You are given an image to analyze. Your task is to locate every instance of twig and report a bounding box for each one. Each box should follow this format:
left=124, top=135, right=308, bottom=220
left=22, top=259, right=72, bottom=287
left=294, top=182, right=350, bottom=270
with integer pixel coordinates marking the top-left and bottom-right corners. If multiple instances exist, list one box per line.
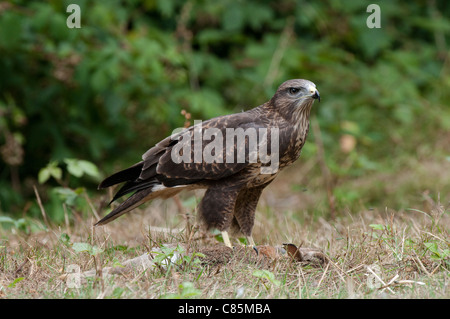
left=91, top=224, right=104, bottom=291
left=27, top=257, right=35, bottom=278
left=173, top=194, right=192, bottom=240
left=33, top=185, right=50, bottom=228
left=366, top=266, right=395, bottom=294
left=63, top=203, right=71, bottom=234
left=379, top=277, right=426, bottom=291
left=346, top=264, right=365, bottom=274
left=315, top=261, right=330, bottom=293
left=413, top=252, right=431, bottom=277
left=421, top=231, right=448, bottom=244
left=430, top=263, right=441, bottom=276
left=298, top=266, right=310, bottom=298
left=14, top=258, right=29, bottom=276
left=380, top=274, right=399, bottom=293
left=84, top=192, right=101, bottom=220
left=327, top=259, right=348, bottom=284
left=185, top=224, right=198, bottom=257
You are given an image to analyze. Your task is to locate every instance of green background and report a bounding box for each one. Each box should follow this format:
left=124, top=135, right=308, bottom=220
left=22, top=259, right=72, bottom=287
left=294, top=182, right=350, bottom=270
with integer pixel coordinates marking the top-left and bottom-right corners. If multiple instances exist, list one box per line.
left=0, top=0, right=449, bottom=223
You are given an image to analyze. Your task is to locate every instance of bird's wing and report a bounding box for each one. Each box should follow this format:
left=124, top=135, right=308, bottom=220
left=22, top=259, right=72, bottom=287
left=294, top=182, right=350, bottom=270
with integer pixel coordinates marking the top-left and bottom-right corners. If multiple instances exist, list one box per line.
left=95, top=110, right=268, bottom=226
left=143, top=110, right=268, bottom=185
left=97, top=110, right=269, bottom=198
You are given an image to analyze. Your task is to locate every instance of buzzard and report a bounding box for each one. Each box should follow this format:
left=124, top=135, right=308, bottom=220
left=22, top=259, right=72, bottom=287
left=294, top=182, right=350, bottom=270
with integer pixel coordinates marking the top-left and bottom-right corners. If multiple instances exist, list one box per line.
left=96, top=79, right=320, bottom=248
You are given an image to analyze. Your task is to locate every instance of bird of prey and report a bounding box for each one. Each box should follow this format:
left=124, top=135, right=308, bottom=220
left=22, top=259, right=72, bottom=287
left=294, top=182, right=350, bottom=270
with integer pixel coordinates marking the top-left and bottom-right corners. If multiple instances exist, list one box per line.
left=96, top=79, right=320, bottom=248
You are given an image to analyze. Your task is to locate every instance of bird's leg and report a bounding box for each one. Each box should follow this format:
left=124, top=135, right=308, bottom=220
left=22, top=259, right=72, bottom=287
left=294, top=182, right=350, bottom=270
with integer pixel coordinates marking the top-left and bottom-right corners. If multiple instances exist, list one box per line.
left=246, top=236, right=256, bottom=247
left=221, top=231, right=233, bottom=248
left=246, top=236, right=258, bottom=255
left=233, top=185, right=265, bottom=252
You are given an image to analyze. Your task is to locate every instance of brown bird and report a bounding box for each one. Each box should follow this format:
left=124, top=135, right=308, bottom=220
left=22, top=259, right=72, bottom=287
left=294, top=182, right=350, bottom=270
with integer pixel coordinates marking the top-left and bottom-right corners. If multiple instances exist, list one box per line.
left=96, top=79, right=320, bottom=248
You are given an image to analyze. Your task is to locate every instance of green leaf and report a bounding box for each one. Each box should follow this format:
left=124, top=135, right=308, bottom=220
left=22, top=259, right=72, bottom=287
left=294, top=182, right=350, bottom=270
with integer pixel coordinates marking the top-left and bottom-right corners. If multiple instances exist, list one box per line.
left=72, top=242, right=103, bottom=256
left=8, top=277, right=24, bottom=288
left=64, top=158, right=100, bottom=178
left=111, top=287, right=125, bottom=298
left=424, top=242, right=439, bottom=254
left=49, top=166, right=62, bottom=180
left=77, top=160, right=100, bottom=178
left=252, top=269, right=281, bottom=286
left=64, top=159, right=84, bottom=177
left=38, top=161, right=62, bottom=183
left=0, top=216, right=16, bottom=224
left=38, top=168, right=50, bottom=184
left=112, top=259, right=125, bottom=268
left=223, top=4, right=244, bottom=31
left=369, top=224, right=385, bottom=230
left=53, top=187, right=79, bottom=206
left=178, top=281, right=201, bottom=298
left=0, top=216, right=29, bottom=231
left=59, top=233, right=71, bottom=246
left=72, top=242, right=92, bottom=253
left=90, top=245, right=103, bottom=256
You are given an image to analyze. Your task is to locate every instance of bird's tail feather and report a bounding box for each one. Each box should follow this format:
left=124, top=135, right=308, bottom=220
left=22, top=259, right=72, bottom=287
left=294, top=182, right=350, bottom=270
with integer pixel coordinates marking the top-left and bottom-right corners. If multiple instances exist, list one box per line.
left=98, top=162, right=144, bottom=189
left=109, top=179, right=158, bottom=204
left=95, top=187, right=154, bottom=226
left=95, top=183, right=188, bottom=226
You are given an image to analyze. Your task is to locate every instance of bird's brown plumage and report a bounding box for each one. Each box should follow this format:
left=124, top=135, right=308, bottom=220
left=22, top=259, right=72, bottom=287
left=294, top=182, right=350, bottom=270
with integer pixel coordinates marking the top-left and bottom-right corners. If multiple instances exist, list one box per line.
left=96, top=79, right=320, bottom=245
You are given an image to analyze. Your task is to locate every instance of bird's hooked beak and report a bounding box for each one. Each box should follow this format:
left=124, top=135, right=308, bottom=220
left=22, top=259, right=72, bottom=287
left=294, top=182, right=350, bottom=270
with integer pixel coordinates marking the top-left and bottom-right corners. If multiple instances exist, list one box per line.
left=309, top=87, right=320, bottom=102
left=312, top=90, right=320, bottom=102
left=306, top=83, right=320, bottom=102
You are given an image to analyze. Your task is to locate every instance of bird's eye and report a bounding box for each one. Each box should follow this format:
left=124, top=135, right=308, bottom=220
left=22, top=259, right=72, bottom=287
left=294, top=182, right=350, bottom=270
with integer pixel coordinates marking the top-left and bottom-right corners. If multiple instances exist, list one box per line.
left=289, top=87, right=300, bottom=95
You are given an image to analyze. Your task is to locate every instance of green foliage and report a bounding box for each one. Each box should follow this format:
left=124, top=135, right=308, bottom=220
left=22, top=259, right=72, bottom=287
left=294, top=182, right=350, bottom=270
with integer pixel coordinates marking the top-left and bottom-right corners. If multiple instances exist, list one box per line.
left=39, top=159, right=100, bottom=184
left=63, top=159, right=100, bottom=179
left=252, top=269, right=281, bottom=289
left=59, top=232, right=71, bottom=246
left=0, top=215, right=44, bottom=234
left=369, top=223, right=386, bottom=231
left=0, top=1, right=449, bottom=218
left=424, top=242, right=450, bottom=263
left=152, top=244, right=205, bottom=272
left=38, top=161, right=62, bottom=184
left=161, top=281, right=202, bottom=299
left=72, top=242, right=104, bottom=256
left=33, top=158, right=102, bottom=224
left=151, top=244, right=185, bottom=265
left=8, top=277, right=25, bottom=288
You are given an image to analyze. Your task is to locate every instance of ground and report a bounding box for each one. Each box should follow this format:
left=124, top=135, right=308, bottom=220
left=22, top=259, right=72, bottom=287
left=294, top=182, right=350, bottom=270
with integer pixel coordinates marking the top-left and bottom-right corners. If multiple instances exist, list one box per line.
left=0, top=156, right=449, bottom=299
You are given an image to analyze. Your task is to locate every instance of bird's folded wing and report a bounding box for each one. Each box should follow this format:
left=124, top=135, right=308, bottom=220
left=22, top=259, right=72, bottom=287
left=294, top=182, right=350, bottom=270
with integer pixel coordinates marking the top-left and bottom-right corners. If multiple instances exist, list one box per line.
left=141, top=111, right=269, bottom=185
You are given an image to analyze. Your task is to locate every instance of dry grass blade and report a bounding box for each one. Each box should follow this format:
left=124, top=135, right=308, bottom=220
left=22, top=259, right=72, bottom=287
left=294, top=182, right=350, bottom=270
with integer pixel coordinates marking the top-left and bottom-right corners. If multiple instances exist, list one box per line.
left=84, top=192, right=101, bottom=220
left=314, top=261, right=330, bottom=295
left=366, top=266, right=395, bottom=295
left=33, top=185, right=50, bottom=228
left=1, top=177, right=448, bottom=299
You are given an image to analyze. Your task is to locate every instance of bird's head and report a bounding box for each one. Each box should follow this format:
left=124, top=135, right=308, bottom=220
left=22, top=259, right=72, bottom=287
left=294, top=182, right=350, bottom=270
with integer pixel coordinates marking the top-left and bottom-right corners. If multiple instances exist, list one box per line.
left=270, top=79, right=320, bottom=117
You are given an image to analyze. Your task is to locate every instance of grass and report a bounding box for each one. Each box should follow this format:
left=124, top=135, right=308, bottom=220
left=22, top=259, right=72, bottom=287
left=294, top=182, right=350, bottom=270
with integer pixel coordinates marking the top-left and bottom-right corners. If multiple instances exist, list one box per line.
left=0, top=156, right=449, bottom=299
